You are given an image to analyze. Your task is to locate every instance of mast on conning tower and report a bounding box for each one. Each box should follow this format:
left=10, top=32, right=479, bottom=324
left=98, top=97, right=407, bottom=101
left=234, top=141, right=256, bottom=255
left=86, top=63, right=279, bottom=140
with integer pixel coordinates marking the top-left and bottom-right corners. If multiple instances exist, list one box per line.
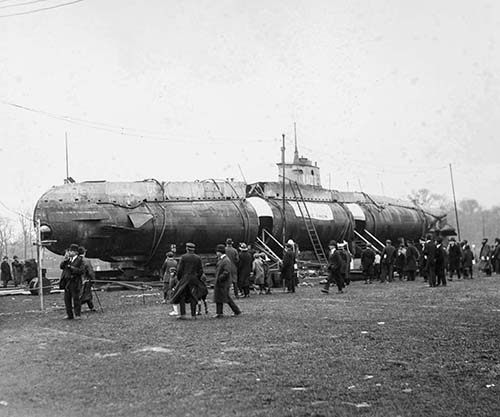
left=276, top=124, right=322, bottom=187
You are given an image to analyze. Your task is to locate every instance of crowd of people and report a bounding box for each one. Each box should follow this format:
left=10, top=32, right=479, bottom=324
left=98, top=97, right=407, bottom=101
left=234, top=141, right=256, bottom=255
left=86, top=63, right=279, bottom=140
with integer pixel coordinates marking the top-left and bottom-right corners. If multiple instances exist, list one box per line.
left=354, top=235, right=500, bottom=288
left=7, top=232, right=498, bottom=321
left=159, top=238, right=298, bottom=320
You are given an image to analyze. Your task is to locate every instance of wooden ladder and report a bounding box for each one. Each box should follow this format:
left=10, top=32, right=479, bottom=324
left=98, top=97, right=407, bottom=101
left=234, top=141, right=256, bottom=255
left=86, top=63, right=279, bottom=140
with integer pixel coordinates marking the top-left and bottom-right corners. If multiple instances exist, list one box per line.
left=289, top=180, right=328, bottom=267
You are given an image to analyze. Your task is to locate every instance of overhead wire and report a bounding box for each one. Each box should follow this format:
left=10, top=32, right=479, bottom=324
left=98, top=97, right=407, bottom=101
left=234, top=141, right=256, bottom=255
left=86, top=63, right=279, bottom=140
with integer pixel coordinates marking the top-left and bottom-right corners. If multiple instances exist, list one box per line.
left=1, top=99, right=277, bottom=145
left=0, top=200, right=34, bottom=222
left=0, top=0, right=51, bottom=10
left=0, top=0, right=83, bottom=18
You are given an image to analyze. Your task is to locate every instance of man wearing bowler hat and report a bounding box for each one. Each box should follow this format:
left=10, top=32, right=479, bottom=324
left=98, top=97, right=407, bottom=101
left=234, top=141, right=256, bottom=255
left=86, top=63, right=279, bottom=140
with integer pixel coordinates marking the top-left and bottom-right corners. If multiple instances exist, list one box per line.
left=170, top=242, right=204, bottom=319
left=60, top=243, right=84, bottom=320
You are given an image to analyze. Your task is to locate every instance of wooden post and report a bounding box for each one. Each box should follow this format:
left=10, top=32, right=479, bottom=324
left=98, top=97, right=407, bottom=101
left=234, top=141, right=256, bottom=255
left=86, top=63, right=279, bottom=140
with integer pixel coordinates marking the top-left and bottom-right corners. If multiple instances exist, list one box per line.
left=36, top=219, right=44, bottom=311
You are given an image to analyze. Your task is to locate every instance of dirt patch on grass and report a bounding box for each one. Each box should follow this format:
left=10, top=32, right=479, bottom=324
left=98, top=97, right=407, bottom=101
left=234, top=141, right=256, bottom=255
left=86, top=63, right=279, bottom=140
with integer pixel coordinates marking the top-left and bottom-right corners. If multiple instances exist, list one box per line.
left=1, top=277, right=499, bottom=416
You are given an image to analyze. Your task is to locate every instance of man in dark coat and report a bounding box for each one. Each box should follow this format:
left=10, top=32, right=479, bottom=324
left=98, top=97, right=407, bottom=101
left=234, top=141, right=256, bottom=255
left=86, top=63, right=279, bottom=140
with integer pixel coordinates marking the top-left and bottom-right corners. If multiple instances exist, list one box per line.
left=237, top=243, right=252, bottom=298
left=380, top=240, right=396, bottom=283
left=170, top=242, right=204, bottom=319
left=479, top=238, right=492, bottom=276
left=492, top=238, right=500, bottom=275
left=225, top=238, right=240, bottom=298
left=435, top=238, right=447, bottom=286
left=405, top=240, right=419, bottom=281
left=1, top=256, right=12, bottom=288
left=60, top=244, right=84, bottom=320
left=11, top=256, right=24, bottom=287
left=321, top=240, right=346, bottom=294
left=280, top=243, right=296, bottom=293
left=361, top=243, right=376, bottom=284
left=213, top=244, right=241, bottom=318
left=447, top=238, right=462, bottom=280
left=423, top=235, right=437, bottom=287
left=462, top=244, right=474, bottom=279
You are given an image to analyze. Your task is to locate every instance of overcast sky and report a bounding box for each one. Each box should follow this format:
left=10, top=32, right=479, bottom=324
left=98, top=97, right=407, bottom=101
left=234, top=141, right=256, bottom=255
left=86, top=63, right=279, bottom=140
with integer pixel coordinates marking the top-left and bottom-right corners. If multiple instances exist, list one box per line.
left=1, top=0, right=499, bottom=225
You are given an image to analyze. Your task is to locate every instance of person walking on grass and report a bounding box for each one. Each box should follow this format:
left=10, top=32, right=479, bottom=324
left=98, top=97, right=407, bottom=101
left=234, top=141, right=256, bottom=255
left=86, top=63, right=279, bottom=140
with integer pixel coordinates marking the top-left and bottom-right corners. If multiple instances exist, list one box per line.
left=321, top=240, right=346, bottom=294
left=213, top=244, right=241, bottom=318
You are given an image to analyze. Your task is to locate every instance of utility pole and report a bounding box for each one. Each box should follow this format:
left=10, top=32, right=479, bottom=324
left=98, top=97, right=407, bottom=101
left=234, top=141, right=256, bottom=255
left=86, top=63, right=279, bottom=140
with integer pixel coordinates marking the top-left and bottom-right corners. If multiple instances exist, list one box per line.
left=449, top=163, right=461, bottom=241
left=281, top=133, right=286, bottom=246
left=65, top=132, right=69, bottom=180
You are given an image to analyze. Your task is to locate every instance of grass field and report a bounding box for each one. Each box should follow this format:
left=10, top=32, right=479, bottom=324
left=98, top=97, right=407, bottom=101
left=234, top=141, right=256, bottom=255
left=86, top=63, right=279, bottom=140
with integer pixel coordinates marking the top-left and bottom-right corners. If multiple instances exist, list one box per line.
left=1, top=275, right=499, bottom=417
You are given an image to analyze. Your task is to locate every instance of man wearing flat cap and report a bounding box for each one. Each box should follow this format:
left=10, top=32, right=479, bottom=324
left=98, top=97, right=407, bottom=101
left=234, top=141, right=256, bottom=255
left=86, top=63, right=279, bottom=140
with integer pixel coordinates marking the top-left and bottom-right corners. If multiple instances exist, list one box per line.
left=170, top=242, right=204, bottom=319
left=213, top=244, right=241, bottom=318
left=59, top=243, right=84, bottom=320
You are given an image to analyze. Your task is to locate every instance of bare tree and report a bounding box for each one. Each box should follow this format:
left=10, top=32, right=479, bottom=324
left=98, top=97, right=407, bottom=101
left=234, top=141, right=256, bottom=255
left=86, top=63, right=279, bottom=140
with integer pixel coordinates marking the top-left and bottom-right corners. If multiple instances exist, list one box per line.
left=0, top=216, right=15, bottom=258
left=408, top=188, right=452, bottom=213
left=18, top=211, right=35, bottom=259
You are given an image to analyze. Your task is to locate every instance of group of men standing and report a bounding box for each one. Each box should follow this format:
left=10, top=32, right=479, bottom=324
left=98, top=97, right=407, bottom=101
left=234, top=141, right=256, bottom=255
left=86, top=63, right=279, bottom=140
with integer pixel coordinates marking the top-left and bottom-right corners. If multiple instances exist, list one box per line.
left=1, top=255, right=26, bottom=288
left=357, top=234, right=487, bottom=287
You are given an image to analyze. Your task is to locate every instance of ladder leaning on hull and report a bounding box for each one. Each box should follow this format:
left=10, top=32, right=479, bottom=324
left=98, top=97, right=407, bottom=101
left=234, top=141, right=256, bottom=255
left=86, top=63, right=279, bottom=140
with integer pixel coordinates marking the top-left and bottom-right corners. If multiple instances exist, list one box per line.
left=288, top=180, right=328, bottom=268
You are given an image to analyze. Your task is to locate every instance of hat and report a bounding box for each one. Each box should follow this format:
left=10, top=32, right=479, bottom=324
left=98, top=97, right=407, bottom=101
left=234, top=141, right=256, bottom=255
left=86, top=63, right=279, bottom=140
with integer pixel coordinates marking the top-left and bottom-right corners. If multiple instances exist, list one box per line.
left=328, top=240, right=337, bottom=247
left=166, top=251, right=174, bottom=257
left=482, top=238, right=488, bottom=242
left=449, top=237, right=456, bottom=242
left=285, top=243, right=293, bottom=249
left=239, top=243, right=248, bottom=251
left=68, top=244, right=79, bottom=253
left=186, top=242, right=196, bottom=250
left=386, top=239, right=392, bottom=244
left=216, top=244, right=226, bottom=253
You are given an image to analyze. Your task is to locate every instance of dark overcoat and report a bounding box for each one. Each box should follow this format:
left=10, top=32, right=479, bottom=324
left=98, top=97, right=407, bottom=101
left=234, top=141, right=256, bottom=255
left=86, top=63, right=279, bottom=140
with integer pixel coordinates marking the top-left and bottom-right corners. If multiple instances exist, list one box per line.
left=479, top=243, right=491, bottom=271
left=170, top=252, right=203, bottom=304
left=213, top=255, right=233, bottom=303
left=381, top=244, right=396, bottom=265
left=225, top=246, right=239, bottom=283
left=237, top=251, right=252, bottom=289
left=405, top=244, right=419, bottom=272
left=423, top=241, right=437, bottom=268
left=361, top=247, right=375, bottom=270
left=280, top=250, right=295, bottom=281
left=1, top=261, right=12, bottom=283
left=448, top=244, right=462, bottom=270
left=59, top=256, right=84, bottom=291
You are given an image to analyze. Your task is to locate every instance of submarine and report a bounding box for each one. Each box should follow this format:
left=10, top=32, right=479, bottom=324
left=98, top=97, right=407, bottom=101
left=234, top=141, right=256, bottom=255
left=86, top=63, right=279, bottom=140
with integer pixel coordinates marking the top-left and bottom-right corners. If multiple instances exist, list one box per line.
left=33, top=147, right=452, bottom=273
